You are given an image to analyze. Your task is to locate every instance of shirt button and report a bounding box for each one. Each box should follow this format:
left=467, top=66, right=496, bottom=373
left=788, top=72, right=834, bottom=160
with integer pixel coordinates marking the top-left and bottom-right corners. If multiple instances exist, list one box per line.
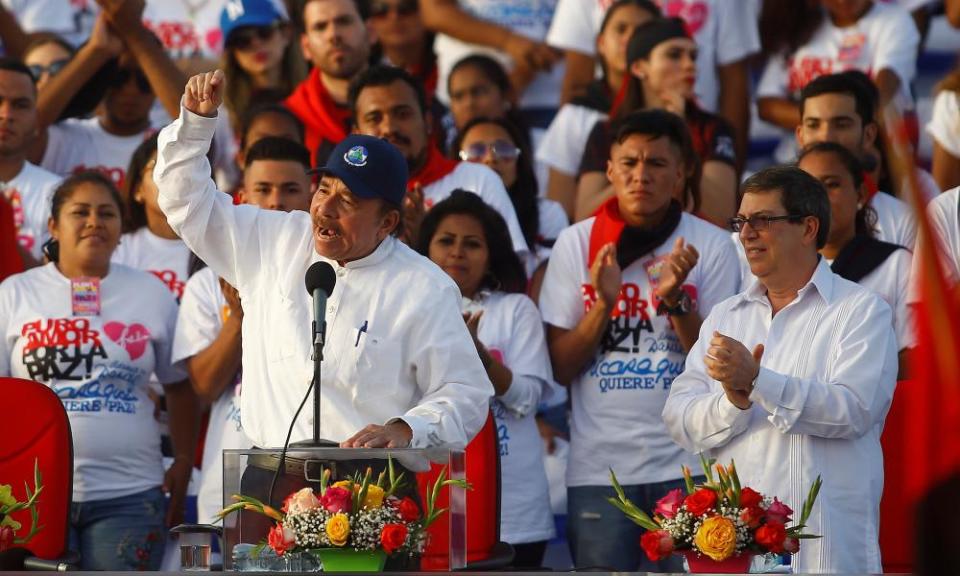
left=336, top=268, right=346, bottom=277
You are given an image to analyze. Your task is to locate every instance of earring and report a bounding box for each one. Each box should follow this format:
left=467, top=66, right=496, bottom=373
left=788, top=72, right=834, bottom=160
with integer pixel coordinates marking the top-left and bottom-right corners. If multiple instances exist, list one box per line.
left=857, top=203, right=863, bottom=210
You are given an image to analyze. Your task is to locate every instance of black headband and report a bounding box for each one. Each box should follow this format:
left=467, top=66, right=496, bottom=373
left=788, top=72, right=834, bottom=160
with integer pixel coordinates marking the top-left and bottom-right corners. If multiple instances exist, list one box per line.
left=626, top=17, right=690, bottom=64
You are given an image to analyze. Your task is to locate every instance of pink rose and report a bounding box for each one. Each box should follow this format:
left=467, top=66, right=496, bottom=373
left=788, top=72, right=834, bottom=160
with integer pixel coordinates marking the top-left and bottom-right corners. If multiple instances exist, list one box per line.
left=784, top=537, right=800, bottom=554
left=321, top=486, right=353, bottom=514
left=267, top=523, right=296, bottom=555
left=655, top=488, right=685, bottom=519
left=283, top=487, right=320, bottom=515
left=766, top=498, right=794, bottom=524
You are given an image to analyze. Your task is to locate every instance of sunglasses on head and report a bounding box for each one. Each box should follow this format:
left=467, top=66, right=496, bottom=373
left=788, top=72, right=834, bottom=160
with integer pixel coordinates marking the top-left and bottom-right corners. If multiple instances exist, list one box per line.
left=459, top=140, right=521, bottom=162
left=110, top=68, right=151, bottom=93
left=28, top=59, right=69, bottom=80
left=227, top=22, right=281, bottom=50
left=370, top=0, right=419, bottom=18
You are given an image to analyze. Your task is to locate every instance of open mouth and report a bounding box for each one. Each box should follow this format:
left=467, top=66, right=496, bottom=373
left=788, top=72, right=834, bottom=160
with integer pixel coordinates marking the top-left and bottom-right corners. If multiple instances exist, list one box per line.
left=316, top=226, right=341, bottom=242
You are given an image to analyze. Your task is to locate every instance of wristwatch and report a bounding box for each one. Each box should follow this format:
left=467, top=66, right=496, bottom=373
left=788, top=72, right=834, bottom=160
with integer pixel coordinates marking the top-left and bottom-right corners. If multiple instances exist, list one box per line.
left=659, top=291, right=692, bottom=316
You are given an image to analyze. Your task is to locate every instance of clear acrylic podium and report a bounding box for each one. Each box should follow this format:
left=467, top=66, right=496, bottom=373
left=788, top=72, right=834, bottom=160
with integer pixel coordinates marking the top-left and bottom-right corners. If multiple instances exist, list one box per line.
left=222, top=447, right=466, bottom=571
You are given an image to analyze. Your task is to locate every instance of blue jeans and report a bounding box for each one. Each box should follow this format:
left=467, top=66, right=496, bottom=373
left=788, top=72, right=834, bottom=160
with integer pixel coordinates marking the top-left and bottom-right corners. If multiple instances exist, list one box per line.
left=69, top=487, right=166, bottom=571
left=568, top=479, right=688, bottom=572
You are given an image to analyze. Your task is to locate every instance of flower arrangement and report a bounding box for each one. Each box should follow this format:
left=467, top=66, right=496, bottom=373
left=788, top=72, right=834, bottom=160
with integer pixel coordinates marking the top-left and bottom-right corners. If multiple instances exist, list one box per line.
left=608, top=455, right=821, bottom=565
left=0, top=461, right=43, bottom=552
left=217, top=457, right=468, bottom=559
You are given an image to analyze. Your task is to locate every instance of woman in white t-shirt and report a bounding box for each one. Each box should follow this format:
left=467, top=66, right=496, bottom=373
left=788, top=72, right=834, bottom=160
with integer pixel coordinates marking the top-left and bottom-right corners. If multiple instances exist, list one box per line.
left=454, top=116, right=569, bottom=288
left=113, top=134, right=192, bottom=302
left=417, top=190, right=557, bottom=568
left=797, top=141, right=913, bottom=376
left=0, top=172, right=192, bottom=570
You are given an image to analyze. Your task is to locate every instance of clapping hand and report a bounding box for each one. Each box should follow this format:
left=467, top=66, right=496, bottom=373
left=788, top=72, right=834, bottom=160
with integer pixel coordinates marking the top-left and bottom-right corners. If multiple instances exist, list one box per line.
left=590, top=242, right=622, bottom=308
left=704, top=331, right=764, bottom=410
left=656, top=237, right=698, bottom=305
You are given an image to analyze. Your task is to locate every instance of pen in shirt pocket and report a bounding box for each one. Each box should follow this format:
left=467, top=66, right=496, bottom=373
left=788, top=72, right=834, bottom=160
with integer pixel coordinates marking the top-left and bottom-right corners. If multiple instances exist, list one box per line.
left=355, top=320, right=368, bottom=347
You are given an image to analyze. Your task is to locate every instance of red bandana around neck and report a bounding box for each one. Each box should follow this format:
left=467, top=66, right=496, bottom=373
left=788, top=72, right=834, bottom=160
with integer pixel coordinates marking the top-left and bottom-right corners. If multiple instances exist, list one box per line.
left=408, top=145, right=458, bottom=191
left=588, top=196, right=627, bottom=268
left=285, top=69, right=350, bottom=158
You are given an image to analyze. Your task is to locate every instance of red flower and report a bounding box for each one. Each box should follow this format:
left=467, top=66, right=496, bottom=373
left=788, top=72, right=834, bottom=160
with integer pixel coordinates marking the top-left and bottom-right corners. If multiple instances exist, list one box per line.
left=739, top=505, right=765, bottom=529
left=784, top=537, right=800, bottom=554
left=267, top=523, right=296, bottom=556
left=396, top=497, right=420, bottom=522
left=766, top=498, right=793, bottom=524
left=755, top=520, right=787, bottom=553
left=639, top=529, right=675, bottom=561
left=739, top=487, right=763, bottom=509
left=684, top=488, right=717, bottom=516
left=654, top=488, right=685, bottom=519
left=320, top=486, right=353, bottom=514
left=380, top=523, right=408, bottom=555
left=0, top=525, right=13, bottom=552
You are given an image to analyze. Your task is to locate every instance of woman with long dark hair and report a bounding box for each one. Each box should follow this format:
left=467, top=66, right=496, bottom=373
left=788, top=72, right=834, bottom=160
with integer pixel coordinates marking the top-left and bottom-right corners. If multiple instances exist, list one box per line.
left=417, top=190, right=557, bottom=568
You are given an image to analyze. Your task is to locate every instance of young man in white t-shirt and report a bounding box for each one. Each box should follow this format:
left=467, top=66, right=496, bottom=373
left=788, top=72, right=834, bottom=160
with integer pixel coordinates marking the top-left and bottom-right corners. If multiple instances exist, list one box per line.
left=795, top=72, right=917, bottom=248
left=173, top=135, right=315, bottom=525
left=349, top=64, right=530, bottom=257
left=538, top=109, right=739, bottom=571
left=0, top=59, right=62, bottom=268
left=28, top=3, right=185, bottom=189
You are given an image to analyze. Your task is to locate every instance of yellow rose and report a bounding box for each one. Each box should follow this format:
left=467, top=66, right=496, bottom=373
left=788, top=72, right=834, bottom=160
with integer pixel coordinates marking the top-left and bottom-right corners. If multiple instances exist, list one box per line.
left=333, top=480, right=354, bottom=491
left=325, top=513, right=351, bottom=547
left=693, top=516, right=737, bottom=561
left=362, top=485, right=385, bottom=509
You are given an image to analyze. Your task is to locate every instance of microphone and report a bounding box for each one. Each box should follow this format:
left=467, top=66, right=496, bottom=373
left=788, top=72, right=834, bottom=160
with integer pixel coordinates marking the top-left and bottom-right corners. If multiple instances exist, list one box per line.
left=304, top=261, right=337, bottom=361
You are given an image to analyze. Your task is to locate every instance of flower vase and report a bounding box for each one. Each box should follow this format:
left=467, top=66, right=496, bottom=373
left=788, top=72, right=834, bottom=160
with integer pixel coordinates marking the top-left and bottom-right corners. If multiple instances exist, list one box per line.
left=311, top=548, right=387, bottom=572
left=680, top=550, right=753, bottom=574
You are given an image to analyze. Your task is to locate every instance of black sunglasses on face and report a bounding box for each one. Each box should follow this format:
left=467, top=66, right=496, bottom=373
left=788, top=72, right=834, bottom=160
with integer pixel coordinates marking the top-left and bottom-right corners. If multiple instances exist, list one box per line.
left=28, top=59, right=69, bottom=80
left=370, top=0, right=419, bottom=18
left=729, top=214, right=805, bottom=232
left=227, top=22, right=281, bottom=50
left=110, top=68, right=152, bottom=93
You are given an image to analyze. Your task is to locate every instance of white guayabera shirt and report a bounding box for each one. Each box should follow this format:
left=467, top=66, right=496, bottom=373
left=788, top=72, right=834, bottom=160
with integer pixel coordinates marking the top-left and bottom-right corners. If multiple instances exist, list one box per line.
left=663, top=259, right=897, bottom=574
left=154, top=107, right=494, bottom=451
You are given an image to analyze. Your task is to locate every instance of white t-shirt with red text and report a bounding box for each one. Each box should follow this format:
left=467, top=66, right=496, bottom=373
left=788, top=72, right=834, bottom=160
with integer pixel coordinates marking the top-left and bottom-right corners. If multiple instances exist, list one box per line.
left=41, top=117, right=153, bottom=191
left=466, top=290, right=557, bottom=544
left=143, top=0, right=226, bottom=61
left=172, top=266, right=250, bottom=524
left=545, top=0, right=760, bottom=113
left=0, top=263, right=184, bottom=502
left=112, top=227, right=192, bottom=302
left=1, top=162, right=62, bottom=261
left=1, top=0, right=97, bottom=46
left=757, top=2, right=919, bottom=105
left=538, top=212, right=740, bottom=486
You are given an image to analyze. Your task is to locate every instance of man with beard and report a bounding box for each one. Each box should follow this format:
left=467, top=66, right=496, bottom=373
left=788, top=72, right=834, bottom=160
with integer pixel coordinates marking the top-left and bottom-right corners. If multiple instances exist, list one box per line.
left=286, top=0, right=377, bottom=164
left=0, top=59, right=62, bottom=268
left=349, top=64, right=528, bottom=254
left=156, top=69, right=493, bottom=455
left=28, top=2, right=184, bottom=189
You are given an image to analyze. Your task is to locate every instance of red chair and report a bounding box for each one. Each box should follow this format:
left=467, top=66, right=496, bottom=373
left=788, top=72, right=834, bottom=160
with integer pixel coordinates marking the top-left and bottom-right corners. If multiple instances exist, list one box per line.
left=0, top=377, right=74, bottom=567
left=417, top=409, right=514, bottom=570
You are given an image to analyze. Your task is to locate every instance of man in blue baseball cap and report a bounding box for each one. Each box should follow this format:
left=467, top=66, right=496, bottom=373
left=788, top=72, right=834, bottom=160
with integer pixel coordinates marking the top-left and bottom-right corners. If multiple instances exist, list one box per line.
left=154, top=69, right=492, bottom=454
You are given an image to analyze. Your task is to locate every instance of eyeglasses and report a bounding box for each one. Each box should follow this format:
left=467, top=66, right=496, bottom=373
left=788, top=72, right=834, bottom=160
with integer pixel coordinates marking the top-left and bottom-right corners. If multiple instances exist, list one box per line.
left=729, top=214, right=805, bottom=232
left=370, top=0, right=419, bottom=18
left=226, top=22, right=282, bottom=50
left=459, top=140, right=521, bottom=162
left=28, top=59, right=69, bottom=80
left=110, top=68, right=151, bottom=93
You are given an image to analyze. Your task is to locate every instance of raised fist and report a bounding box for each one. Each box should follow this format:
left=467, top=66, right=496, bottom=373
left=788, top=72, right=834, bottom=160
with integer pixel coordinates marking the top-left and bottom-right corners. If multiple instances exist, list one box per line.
left=183, top=70, right=224, bottom=118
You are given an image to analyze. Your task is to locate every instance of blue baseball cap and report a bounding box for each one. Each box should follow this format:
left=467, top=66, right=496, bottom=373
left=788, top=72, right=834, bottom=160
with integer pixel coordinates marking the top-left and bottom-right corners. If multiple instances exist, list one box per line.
left=220, top=0, right=285, bottom=45
left=309, top=135, right=408, bottom=207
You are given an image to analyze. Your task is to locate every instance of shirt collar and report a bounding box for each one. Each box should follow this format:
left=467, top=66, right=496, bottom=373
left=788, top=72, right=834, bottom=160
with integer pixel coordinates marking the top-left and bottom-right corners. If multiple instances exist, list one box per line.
left=736, top=256, right=836, bottom=309
left=319, top=235, right=397, bottom=272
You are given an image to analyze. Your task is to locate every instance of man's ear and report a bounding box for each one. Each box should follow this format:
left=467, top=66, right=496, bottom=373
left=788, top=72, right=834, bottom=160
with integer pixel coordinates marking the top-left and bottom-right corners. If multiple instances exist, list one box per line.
left=806, top=215, right=821, bottom=247
left=863, top=121, right=878, bottom=150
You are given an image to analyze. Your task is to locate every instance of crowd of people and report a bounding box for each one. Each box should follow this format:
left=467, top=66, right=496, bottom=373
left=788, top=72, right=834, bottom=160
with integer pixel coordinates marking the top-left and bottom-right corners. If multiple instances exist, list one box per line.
left=0, top=0, right=959, bottom=572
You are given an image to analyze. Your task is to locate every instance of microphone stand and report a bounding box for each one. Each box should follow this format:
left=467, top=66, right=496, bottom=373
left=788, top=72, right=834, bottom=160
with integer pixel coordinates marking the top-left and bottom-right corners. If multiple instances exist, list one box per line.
left=291, top=317, right=337, bottom=448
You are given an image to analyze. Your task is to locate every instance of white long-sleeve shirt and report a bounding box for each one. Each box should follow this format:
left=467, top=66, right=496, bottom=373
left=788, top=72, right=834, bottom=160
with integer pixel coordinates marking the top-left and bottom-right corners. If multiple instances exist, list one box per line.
left=663, top=258, right=897, bottom=574
left=154, top=106, right=493, bottom=450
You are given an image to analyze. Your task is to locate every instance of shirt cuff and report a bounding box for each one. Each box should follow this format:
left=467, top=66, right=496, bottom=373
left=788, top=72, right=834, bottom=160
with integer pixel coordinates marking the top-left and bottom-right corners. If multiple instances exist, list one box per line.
left=178, top=100, right=219, bottom=141
left=716, top=391, right=751, bottom=425
left=749, top=366, right=787, bottom=414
